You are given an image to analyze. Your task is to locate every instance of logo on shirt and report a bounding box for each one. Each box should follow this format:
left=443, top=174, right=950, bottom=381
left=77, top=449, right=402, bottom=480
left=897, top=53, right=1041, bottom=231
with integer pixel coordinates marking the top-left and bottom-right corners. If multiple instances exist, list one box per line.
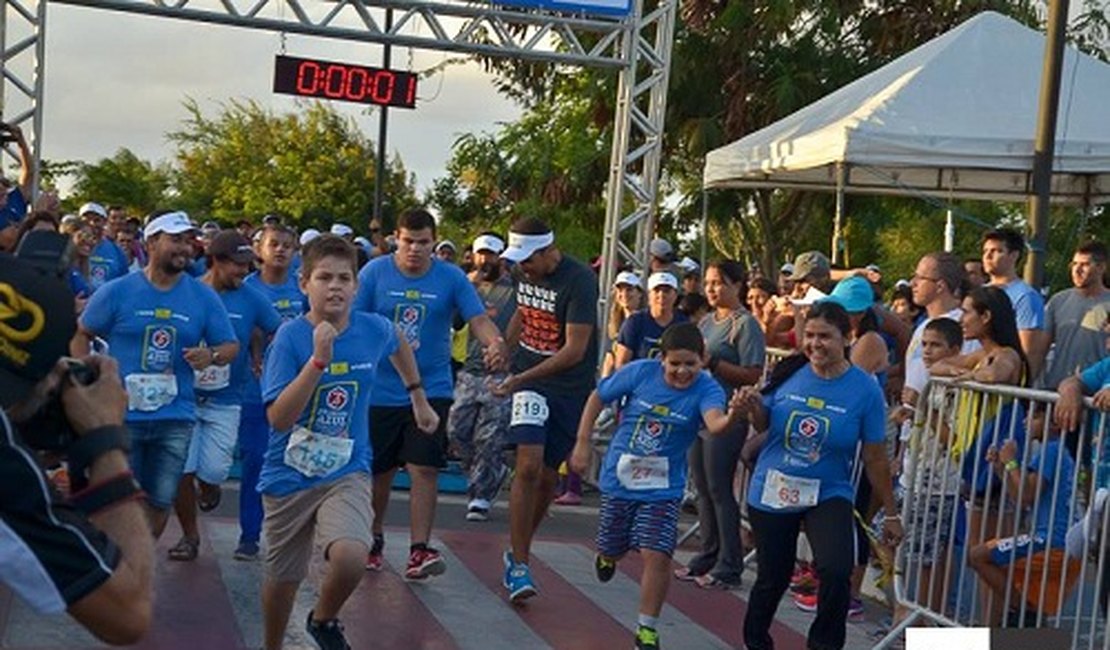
left=142, top=324, right=177, bottom=372
left=784, top=410, right=830, bottom=464
left=393, top=302, right=426, bottom=350
left=631, top=416, right=669, bottom=455
left=90, top=264, right=107, bottom=284
left=310, top=381, right=359, bottom=437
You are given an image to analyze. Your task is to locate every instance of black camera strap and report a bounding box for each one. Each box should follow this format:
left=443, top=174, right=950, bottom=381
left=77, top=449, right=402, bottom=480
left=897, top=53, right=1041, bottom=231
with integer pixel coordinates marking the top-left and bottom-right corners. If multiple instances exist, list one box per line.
left=67, top=425, right=131, bottom=492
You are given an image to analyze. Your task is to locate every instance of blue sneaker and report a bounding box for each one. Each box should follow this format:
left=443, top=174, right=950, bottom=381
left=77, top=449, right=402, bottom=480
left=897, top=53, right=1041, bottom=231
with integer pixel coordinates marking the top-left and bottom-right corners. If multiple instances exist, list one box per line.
left=502, top=551, right=514, bottom=588
left=504, top=555, right=538, bottom=602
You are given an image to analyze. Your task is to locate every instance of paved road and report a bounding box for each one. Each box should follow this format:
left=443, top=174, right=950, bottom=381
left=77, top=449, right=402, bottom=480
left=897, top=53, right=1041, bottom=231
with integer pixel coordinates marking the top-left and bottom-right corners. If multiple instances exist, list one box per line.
left=0, top=484, right=893, bottom=649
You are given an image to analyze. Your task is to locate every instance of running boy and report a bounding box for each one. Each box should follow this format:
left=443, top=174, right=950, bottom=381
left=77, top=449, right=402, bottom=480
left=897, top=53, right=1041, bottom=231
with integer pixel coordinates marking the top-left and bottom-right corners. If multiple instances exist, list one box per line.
left=258, top=235, right=438, bottom=650
left=569, top=323, right=743, bottom=650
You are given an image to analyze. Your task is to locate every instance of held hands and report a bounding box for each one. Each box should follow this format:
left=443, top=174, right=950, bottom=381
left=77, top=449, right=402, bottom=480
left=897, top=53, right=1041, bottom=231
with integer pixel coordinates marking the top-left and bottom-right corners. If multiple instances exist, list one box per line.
left=183, top=346, right=214, bottom=370
left=483, top=339, right=509, bottom=373
left=490, top=374, right=517, bottom=398
left=569, top=440, right=591, bottom=476
left=60, top=356, right=127, bottom=434
left=312, top=321, right=338, bottom=366
left=731, top=385, right=762, bottom=419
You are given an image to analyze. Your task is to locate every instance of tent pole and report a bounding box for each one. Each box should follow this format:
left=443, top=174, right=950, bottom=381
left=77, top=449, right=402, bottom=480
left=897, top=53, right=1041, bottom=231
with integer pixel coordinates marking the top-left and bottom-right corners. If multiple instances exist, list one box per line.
left=699, top=186, right=708, bottom=270
left=945, top=210, right=955, bottom=252
left=1026, top=0, right=1070, bottom=289
left=832, top=162, right=846, bottom=265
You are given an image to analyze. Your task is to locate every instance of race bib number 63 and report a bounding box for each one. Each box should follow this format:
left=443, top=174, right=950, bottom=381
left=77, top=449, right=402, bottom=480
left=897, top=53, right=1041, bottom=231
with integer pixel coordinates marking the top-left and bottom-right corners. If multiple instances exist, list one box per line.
left=511, top=391, right=549, bottom=428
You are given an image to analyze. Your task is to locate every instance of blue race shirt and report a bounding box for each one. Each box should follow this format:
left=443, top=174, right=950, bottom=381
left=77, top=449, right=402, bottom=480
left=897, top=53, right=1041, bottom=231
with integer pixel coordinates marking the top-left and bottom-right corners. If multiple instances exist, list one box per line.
left=81, top=272, right=237, bottom=423
left=243, top=271, right=308, bottom=405
left=353, top=256, right=484, bottom=405
left=68, top=269, right=90, bottom=298
left=597, top=360, right=725, bottom=501
left=87, top=239, right=129, bottom=292
left=617, top=310, right=688, bottom=361
left=1027, top=439, right=1074, bottom=546
left=257, top=313, right=399, bottom=496
left=1001, top=279, right=1046, bottom=331
left=748, top=364, right=886, bottom=513
left=195, top=283, right=282, bottom=405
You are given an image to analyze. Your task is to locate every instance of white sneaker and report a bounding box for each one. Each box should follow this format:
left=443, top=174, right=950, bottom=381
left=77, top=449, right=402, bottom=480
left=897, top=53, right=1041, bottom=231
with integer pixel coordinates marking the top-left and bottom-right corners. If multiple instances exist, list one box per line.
left=466, top=498, right=491, bottom=522
left=1067, top=487, right=1108, bottom=558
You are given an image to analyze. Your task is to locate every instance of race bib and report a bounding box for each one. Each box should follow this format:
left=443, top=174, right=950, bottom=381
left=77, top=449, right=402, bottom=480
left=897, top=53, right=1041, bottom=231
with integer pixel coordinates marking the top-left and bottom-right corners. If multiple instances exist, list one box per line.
left=616, top=454, right=669, bottom=490
left=760, top=468, right=820, bottom=510
left=511, top=391, right=549, bottom=427
left=124, top=373, right=178, bottom=412
left=194, top=363, right=231, bottom=391
left=283, top=427, right=354, bottom=478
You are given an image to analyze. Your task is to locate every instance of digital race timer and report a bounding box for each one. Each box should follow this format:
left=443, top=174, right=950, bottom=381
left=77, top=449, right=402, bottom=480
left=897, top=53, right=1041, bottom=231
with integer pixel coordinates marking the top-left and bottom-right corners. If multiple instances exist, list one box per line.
left=273, top=54, right=418, bottom=109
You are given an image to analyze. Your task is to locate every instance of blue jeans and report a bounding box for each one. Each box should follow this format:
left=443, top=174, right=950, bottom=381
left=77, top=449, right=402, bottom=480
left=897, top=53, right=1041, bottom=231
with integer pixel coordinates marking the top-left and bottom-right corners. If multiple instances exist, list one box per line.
left=128, top=419, right=194, bottom=510
left=237, top=402, right=269, bottom=545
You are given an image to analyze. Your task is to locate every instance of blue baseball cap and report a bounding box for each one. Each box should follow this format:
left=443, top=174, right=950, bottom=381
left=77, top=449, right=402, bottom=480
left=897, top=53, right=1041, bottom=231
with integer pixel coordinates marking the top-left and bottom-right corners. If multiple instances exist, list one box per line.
left=820, top=276, right=874, bottom=313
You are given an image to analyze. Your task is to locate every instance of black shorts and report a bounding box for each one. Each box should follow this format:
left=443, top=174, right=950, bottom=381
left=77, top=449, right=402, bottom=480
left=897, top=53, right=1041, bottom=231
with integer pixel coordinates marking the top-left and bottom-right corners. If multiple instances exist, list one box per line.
left=370, top=399, right=452, bottom=473
left=506, top=389, right=588, bottom=470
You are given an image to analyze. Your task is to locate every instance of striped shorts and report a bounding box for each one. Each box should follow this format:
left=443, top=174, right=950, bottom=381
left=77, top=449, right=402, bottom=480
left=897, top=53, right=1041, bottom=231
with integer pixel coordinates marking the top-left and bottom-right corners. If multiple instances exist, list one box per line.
left=596, top=494, right=682, bottom=558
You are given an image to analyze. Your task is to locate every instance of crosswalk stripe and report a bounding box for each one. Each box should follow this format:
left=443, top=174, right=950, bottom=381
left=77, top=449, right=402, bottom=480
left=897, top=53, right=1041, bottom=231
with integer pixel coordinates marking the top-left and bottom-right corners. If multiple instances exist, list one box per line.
left=379, top=532, right=552, bottom=650
left=438, top=529, right=633, bottom=650
left=532, top=541, right=734, bottom=649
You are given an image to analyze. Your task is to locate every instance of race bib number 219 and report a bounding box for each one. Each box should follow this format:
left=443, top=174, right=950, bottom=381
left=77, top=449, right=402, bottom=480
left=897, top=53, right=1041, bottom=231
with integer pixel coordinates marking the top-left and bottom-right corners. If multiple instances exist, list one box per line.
left=511, top=391, right=549, bottom=427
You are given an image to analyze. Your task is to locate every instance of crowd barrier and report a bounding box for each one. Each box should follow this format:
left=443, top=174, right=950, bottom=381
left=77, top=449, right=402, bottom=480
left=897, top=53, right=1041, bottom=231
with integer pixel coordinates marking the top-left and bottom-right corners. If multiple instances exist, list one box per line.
left=875, top=377, right=1108, bottom=649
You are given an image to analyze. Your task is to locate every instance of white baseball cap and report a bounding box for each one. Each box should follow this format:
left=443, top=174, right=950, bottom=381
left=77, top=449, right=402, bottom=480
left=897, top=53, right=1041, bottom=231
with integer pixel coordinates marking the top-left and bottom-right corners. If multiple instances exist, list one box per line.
left=330, top=223, right=354, bottom=237
left=78, top=202, right=107, bottom=219
left=472, top=234, right=505, bottom=254
left=647, top=272, right=678, bottom=291
left=614, top=271, right=641, bottom=288
left=300, top=228, right=321, bottom=246
left=143, top=211, right=195, bottom=239
left=435, top=240, right=457, bottom=254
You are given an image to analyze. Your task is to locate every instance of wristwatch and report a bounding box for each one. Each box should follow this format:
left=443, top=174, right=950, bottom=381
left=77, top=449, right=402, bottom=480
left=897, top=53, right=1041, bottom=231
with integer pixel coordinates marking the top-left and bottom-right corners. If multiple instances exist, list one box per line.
left=211, top=349, right=221, bottom=364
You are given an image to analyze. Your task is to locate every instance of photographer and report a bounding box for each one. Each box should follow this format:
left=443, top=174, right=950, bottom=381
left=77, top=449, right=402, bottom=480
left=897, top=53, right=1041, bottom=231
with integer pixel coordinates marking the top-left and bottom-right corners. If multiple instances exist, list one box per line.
left=0, top=233, right=153, bottom=644
left=0, top=121, right=33, bottom=252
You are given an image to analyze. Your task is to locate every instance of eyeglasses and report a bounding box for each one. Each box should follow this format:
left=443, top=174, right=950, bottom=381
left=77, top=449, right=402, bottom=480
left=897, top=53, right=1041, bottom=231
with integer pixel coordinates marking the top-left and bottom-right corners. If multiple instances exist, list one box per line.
left=911, top=274, right=940, bottom=283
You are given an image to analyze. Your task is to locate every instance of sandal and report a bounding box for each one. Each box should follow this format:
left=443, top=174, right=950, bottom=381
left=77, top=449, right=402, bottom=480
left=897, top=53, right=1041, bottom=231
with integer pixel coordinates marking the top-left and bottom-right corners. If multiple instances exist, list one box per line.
left=673, top=566, right=705, bottom=582
left=197, top=484, right=222, bottom=512
left=695, top=574, right=741, bottom=590
left=168, top=536, right=199, bottom=562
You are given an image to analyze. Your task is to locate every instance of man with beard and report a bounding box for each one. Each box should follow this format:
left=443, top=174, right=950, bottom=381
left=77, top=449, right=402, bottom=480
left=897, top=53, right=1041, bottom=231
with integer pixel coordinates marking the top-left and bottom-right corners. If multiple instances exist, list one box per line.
left=446, top=233, right=517, bottom=522
left=492, top=217, right=598, bottom=601
left=354, top=208, right=507, bottom=579
left=169, top=231, right=282, bottom=562
left=1042, top=241, right=1109, bottom=391
left=78, top=202, right=130, bottom=292
left=75, top=211, right=238, bottom=538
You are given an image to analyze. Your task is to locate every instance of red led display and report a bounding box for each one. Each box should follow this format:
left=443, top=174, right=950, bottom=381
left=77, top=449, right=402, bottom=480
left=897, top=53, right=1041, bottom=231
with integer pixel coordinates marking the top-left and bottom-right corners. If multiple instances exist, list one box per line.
left=273, top=55, right=417, bottom=109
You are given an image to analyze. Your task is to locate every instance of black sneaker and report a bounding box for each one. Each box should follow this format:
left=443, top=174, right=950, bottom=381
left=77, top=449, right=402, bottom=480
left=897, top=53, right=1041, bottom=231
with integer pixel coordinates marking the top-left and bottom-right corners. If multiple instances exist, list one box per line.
left=595, top=555, right=616, bottom=583
left=306, top=611, right=351, bottom=650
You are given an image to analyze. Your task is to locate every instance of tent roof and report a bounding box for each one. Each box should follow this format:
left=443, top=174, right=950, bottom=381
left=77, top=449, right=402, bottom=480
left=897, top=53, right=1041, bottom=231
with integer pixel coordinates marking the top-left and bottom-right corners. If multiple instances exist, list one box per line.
left=703, top=11, right=1110, bottom=205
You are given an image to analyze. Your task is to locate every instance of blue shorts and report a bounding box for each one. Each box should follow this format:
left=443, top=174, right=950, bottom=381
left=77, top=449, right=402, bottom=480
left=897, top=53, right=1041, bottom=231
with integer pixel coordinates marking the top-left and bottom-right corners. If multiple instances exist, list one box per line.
left=128, top=419, right=194, bottom=510
left=596, top=495, right=681, bottom=558
left=987, top=533, right=1049, bottom=566
left=184, top=399, right=241, bottom=485
left=506, top=388, right=587, bottom=470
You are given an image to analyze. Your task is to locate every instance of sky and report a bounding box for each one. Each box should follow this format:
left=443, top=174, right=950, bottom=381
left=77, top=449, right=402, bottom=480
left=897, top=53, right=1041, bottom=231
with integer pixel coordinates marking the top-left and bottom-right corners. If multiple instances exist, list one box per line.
left=35, top=3, right=525, bottom=195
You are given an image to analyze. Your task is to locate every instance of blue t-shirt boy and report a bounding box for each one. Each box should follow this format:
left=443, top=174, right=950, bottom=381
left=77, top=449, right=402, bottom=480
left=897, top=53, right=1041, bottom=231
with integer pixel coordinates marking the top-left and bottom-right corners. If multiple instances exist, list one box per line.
left=87, top=238, right=129, bottom=292
left=257, top=313, right=399, bottom=497
left=195, top=283, right=283, bottom=405
left=81, top=272, right=237, bottom=423
left=1027, top=439, right=1074, bottom=547
left=353, top=256, right=485, bottom=406
left=597, top=360, right=726, bottom=501
left=748, top=365, right=886, bottom=513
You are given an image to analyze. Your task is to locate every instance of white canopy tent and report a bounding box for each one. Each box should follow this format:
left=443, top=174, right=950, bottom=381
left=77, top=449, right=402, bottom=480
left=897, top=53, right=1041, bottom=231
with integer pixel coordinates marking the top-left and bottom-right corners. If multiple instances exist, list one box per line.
left=703, top=11, right=1110, bottom=207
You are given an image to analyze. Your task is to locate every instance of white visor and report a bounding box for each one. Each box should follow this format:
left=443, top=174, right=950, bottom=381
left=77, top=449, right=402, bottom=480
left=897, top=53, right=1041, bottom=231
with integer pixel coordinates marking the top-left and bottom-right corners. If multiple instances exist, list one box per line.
left=501, top=230, right=554, bottom=263
left=790, top=286, right=829, bottom=307
left=647, top=272, right=678, bottom=291
left=614, top=271, right=641, bottom=288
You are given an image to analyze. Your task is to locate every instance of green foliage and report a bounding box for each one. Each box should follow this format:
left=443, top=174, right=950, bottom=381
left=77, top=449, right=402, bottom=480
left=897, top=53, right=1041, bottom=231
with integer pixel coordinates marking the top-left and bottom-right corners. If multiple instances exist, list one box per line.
left=426, top=73, right=609, bottom=262
left=168, top=98, right=418, bottom=231
left=69, top=148, right=171, bottom=216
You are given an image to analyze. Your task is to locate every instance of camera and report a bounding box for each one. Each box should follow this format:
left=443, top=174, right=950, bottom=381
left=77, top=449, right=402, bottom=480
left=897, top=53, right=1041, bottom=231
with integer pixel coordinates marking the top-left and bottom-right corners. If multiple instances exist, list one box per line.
left=0, top=123, right=18, bottom=144
left=17, top=358, right=99, bottom=452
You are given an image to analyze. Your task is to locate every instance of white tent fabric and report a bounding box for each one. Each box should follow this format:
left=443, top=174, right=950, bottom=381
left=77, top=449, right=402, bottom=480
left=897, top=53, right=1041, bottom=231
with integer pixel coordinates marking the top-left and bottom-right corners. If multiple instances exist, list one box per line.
left=703, top=11, right=1110, bottom=205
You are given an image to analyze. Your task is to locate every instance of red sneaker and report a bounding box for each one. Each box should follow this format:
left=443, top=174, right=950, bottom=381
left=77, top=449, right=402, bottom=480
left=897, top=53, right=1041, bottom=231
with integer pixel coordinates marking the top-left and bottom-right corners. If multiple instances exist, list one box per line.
left=793, top=591, right=818, bottom=613
left=365, top=549, right=384, bottom=572
left=405, top=547, right=446, bottom=580
left=789, top=564, right=818, bottom=594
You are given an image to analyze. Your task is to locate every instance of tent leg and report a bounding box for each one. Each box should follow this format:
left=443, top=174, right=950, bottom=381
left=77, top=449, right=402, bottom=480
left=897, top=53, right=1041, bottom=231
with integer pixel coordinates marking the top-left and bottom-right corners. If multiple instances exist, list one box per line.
left=831, top=162, right=847, bottom=265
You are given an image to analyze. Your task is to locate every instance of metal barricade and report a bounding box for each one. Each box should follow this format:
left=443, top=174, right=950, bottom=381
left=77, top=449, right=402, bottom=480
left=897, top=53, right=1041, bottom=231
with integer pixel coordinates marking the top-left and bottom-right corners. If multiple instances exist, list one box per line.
left=876, top=377, right=1108, bottom=649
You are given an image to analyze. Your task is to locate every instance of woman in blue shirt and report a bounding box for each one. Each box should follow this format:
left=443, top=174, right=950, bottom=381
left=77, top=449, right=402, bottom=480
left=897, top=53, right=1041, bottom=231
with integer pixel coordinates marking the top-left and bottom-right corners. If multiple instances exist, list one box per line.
left=733, top=301, right=903, bottom=650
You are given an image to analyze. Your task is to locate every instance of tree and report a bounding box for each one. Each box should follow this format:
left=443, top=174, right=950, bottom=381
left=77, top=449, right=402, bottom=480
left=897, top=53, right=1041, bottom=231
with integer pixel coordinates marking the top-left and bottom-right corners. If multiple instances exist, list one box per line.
left=69, top=148, right=171, bottom=216
left=168, top=99, right=417, bottom=230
